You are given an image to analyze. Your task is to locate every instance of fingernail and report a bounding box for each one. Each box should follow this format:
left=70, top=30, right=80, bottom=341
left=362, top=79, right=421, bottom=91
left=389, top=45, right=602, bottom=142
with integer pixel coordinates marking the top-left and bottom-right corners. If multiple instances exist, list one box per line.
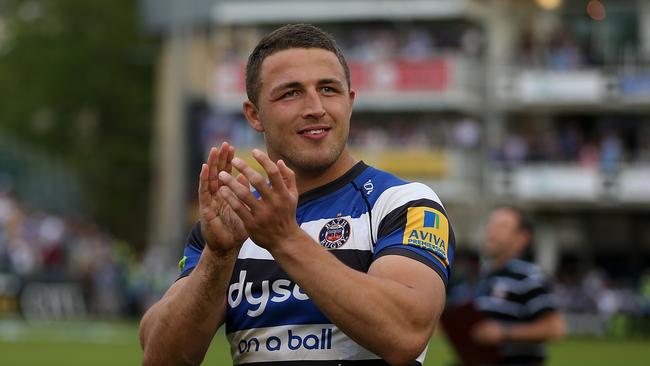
left=218, top=171, right=230, bottom=180
left=232, top=157, right=242, bottom=165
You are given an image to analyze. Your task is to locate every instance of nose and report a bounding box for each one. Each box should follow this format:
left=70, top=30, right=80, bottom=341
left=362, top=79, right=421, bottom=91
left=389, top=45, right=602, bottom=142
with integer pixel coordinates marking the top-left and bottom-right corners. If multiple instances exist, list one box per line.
left=301, top=88, right=326, bottom=120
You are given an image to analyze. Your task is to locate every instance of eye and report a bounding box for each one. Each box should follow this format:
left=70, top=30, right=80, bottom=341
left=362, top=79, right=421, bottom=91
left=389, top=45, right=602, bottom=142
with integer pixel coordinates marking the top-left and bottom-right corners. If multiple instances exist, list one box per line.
left=321, top=86, right=337, bottom=95
left=282, top=90, right=299, bottom=98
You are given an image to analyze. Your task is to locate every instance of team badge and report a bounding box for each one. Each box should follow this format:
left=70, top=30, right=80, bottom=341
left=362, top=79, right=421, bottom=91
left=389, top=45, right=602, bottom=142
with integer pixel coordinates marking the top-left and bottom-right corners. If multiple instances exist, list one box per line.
left=318, top=218, right=351, bottom=249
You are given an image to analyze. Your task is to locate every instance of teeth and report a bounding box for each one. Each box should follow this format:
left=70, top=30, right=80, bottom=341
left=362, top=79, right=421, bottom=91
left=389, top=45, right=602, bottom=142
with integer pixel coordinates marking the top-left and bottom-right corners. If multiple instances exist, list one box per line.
left=304, top=129, right=325, bottom=135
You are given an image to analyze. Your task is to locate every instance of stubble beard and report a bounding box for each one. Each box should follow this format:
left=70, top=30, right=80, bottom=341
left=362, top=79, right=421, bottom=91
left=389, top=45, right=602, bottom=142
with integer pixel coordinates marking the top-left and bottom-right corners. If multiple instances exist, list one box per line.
left=268, top=138, right=346, bottom=174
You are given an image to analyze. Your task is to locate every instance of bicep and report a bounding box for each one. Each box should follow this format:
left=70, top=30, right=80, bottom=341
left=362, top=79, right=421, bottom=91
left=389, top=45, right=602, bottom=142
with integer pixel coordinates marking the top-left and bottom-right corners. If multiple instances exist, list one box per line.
left=368, top=255, right=446, bottom=327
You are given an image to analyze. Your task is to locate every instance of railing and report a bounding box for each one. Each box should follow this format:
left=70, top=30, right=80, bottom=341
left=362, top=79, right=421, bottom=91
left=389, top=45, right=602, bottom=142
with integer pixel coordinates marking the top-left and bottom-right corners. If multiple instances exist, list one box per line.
left=489, top=163, right=650, bottom=204
left=496, top=66, right=650, bottom=109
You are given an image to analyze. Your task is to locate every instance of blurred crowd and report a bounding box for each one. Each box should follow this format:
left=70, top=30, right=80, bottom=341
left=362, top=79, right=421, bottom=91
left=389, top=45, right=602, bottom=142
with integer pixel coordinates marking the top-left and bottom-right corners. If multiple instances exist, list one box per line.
left=221, top=23, right=483, bottom=62
left=520, top=26, right=589, bottom=71
left=495, top=118, right=650, bottom=167
left=335, top=24, right=483, bottom=61
left=519, top=10, right=642, bottom=71
left=0, top=188, right=158, bottom=318
left=349, top=117, right=481, bottom=150
left=555, top=267, right=650, bottom=318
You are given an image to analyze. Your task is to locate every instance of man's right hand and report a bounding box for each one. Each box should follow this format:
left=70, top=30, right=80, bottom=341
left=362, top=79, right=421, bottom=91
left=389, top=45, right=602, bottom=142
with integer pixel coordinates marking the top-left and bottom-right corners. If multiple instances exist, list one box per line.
left=198, top=142, right=248, bottom=254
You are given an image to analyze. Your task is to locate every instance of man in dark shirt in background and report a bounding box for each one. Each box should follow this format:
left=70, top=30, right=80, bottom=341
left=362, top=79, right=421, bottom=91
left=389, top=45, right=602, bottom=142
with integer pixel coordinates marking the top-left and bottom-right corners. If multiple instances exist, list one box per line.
left=471, top=206, right=566, bottom=365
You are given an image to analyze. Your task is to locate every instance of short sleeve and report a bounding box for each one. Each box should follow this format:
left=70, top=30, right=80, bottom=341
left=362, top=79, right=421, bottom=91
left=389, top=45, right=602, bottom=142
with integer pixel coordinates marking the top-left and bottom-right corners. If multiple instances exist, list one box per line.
left=372, top=183, right=455, bottom=286
left=177, top=222, right=205, bottom=280
left=524, top=277, right=557, bottom=319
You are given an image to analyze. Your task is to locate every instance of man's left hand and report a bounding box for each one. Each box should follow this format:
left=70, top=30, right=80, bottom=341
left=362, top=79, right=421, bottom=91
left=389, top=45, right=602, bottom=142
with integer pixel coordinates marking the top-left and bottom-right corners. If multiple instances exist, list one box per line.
left=217, top=149, right=302, bottom=250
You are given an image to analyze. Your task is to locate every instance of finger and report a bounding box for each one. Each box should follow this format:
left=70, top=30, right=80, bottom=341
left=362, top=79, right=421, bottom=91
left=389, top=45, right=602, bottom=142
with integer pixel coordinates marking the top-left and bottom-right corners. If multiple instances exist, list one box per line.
left=231, top=156, right=271, bottom=198
left=198, top=164, right=217, bottom=220
left=236, top=173, right=250, bottom=189
left=218, top=171, right=260, bottom=209
left=207, top=147, right=220, bottom=194
left=198, top=163, right=210, bottom=199
left=225, top=144, right=235, bottom=174
left=219, top=186, right=254, bottom=223
left=216, top=141, right=230, bottom=174
left=251, top=149, right=286, bottom=195
left=277, top=160, right=298, bottom=195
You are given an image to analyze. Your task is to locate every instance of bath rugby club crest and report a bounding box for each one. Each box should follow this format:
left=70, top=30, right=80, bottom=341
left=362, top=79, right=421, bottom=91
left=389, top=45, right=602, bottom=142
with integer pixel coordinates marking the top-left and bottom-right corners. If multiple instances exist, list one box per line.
left=318, top=218, right=351, bottom=249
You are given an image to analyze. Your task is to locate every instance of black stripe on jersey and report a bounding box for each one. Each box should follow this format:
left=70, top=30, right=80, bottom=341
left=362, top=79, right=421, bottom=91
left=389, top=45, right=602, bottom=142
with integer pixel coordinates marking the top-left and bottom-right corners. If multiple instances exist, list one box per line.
left=238, top=360, right=421, bottom=366
left=298, top=161, right=368, bottom=205
left=507, top=287, right=550, bottom=305
left=230, top=250, right=374, bottom=283
left=178, top=248, right=374, bottom=281
left=375, top=247, right=448, bottom=286
left=376, top=199, right=447, bottom=240
left=480, top=308, right=554, bottom=322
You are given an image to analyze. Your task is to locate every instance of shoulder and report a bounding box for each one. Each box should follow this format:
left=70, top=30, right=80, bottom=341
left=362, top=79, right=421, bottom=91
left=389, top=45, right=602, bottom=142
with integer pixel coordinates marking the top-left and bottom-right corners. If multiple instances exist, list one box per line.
left=355, top=165, right=444, bottom=213
left=505, top=259, right=549, bottom=284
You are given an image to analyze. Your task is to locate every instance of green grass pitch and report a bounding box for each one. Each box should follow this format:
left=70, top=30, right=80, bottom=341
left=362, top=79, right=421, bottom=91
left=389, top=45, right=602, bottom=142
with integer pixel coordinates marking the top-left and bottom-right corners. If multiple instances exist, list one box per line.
left=1, top=320, right=649, bottom=365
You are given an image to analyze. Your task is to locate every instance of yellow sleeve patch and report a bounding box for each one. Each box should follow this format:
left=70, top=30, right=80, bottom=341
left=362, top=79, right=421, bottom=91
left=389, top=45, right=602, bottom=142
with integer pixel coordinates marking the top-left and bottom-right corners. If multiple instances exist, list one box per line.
left=402, top=207, right=449, bottom=266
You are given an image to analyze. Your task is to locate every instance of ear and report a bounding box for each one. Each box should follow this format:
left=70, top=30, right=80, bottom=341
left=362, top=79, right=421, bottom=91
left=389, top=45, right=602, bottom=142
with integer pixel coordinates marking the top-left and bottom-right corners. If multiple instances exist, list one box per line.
left=243, top=100, right=264, bottom=132
left=347, top=88, right=356, bottom=118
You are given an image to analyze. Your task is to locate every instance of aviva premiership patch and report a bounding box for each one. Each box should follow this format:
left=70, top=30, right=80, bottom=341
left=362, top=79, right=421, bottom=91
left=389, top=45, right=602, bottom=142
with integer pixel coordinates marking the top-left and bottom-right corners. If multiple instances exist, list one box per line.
left=319, top=218, right=351, bottom=249
left=402, top=207, right=449, bottom=265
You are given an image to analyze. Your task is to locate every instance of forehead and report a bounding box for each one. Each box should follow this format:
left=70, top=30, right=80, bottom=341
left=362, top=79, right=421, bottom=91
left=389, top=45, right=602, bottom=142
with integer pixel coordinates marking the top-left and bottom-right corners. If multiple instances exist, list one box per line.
left=259, top=48, right=346, bottom=89
left=489, top=208, right=519, bottom=225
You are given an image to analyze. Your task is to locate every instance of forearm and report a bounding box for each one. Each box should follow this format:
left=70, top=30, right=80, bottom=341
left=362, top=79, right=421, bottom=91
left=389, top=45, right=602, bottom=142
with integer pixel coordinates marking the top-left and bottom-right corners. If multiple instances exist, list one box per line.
left=140, top=248, right=237, bottom=365
left=507, top=312, right=566, bottom=343
left=271, top=232, right=441, bottom=364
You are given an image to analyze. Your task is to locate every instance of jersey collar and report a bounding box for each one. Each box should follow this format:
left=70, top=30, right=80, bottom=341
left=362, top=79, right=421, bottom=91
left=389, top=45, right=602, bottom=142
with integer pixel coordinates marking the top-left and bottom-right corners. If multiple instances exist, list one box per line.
left=298, top=161, right=368, bottom=206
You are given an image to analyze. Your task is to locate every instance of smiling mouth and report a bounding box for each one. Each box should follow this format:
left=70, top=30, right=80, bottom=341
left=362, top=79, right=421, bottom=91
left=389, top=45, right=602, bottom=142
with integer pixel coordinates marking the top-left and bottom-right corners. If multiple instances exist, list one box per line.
left=298, top=128, right=330, bottom=135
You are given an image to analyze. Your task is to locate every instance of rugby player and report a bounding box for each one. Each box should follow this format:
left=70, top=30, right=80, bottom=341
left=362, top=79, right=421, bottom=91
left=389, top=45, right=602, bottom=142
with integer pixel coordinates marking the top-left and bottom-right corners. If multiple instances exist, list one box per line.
left=471, top=206, right=565, bottom=365
left=140, top=24, right=455, bottom=366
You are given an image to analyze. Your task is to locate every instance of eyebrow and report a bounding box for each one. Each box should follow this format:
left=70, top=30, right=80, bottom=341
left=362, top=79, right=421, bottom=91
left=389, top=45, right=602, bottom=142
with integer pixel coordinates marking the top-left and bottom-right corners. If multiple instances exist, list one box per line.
left=270, top=81, right=303, bottom=98
left=269, top=78, right=345, bottom=98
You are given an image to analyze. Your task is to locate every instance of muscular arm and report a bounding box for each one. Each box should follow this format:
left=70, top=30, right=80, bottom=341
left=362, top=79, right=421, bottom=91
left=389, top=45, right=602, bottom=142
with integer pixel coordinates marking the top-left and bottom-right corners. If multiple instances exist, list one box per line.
left=140, top=143, right=247, bottom=365
left=507, top=311, right=566, bottom=342
left=272, top=232, right=445, bottom=366
left=139, top=248, right=236, bottom=366
left=472, top=307, right=566, bottom=345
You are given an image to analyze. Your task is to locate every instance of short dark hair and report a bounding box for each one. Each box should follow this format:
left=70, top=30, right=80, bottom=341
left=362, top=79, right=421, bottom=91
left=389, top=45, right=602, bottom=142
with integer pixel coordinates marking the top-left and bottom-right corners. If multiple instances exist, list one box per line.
left=245, top=24, right=351, bottom=106
left=494, top=205, right=534, bottom=239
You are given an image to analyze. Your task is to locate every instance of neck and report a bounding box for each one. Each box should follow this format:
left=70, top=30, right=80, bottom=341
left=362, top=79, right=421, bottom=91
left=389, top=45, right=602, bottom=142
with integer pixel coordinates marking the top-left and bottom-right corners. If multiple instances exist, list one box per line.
left=488, top=250, right=519, bottom=272
left=294, top=151, right=357, bottom=195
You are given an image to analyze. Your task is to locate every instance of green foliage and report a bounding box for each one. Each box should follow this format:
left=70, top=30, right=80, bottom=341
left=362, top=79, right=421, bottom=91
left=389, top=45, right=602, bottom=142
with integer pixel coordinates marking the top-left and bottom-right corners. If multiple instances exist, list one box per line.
left=0, top=0, right=156, bottom=245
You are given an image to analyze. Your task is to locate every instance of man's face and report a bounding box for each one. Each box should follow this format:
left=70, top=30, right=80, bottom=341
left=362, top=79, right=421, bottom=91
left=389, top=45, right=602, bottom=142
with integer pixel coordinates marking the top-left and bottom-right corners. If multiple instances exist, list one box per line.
left=483, top=208, right=522, bottom=260
left=245, top=48, right=355, bottom=173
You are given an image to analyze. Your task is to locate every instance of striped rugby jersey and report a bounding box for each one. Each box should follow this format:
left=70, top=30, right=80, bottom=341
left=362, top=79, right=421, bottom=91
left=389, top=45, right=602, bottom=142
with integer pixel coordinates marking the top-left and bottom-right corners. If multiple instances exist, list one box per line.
left=179, top=161, right=455, bottom=365
left=474, top=258, right=557, bottom=365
